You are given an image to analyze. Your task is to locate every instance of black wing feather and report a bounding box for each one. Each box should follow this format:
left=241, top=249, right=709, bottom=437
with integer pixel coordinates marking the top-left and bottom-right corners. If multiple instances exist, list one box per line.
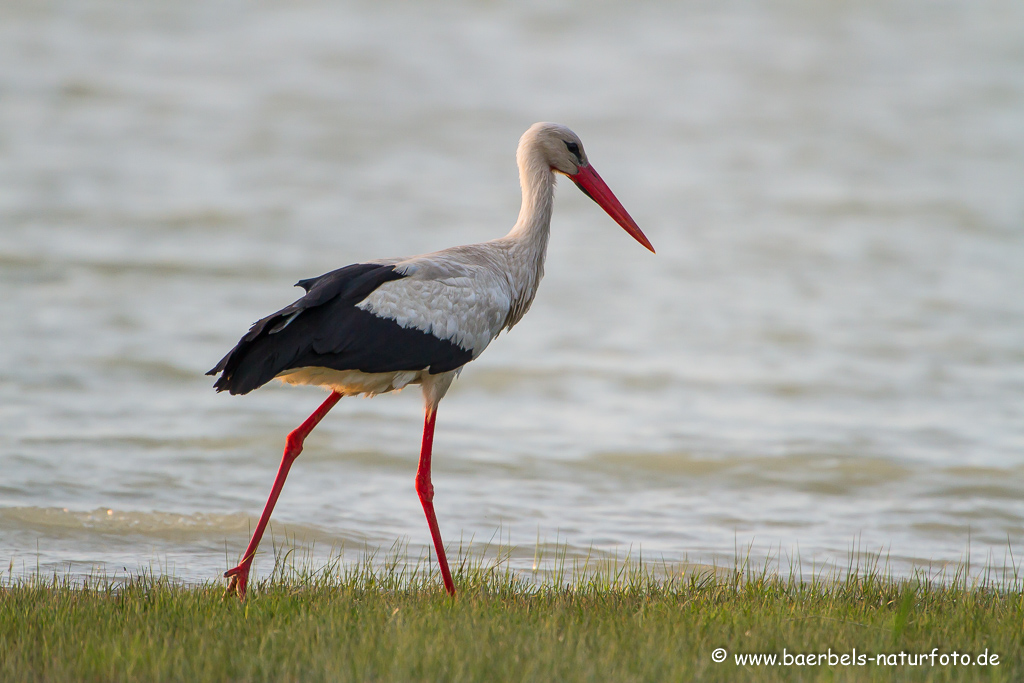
left=207, top=263, right=473, bottom=395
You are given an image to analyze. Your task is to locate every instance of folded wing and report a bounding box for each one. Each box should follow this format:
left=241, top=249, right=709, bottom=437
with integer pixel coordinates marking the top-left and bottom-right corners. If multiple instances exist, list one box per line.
left=207, top=263, right=476, bottom=395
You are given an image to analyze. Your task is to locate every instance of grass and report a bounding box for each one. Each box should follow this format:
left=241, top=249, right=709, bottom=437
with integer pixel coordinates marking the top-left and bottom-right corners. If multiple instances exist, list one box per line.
left=1, top=543, right=1022, bottom=682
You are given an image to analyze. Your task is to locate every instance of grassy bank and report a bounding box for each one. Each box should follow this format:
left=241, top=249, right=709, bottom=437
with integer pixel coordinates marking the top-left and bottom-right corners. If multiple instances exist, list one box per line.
left=1, top=550, right=1021, bottom=682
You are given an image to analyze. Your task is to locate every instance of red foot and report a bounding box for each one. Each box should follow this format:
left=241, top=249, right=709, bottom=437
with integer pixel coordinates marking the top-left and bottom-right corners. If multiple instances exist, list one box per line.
left=224, top=562, right=251, bottom=600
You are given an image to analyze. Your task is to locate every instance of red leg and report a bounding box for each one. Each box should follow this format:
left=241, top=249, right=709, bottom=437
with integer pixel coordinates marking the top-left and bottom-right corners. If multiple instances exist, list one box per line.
left=225, top=391, right=342, bottom=599
left=415, top=405, right=456, bottom=596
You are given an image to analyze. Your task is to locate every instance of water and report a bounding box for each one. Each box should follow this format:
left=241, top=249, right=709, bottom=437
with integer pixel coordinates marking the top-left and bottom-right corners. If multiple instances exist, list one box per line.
left=2, top=0, right=1023, bottom=583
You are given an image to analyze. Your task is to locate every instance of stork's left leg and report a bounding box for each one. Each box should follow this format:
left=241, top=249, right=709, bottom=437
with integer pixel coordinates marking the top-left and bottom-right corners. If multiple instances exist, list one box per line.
left=415, top=405, right=456, bottom=596
left=224, top=390, right=342, bottom=599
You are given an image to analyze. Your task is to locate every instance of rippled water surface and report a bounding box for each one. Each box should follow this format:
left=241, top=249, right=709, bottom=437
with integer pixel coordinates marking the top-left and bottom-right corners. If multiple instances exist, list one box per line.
left=2, top=0, right=1023, bottom=583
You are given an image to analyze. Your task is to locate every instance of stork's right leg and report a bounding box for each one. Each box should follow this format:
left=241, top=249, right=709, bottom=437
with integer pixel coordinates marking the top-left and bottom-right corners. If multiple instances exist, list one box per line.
left=415, top=404, right=456, bottom=596
left=224, top=391, right=342, bottom=599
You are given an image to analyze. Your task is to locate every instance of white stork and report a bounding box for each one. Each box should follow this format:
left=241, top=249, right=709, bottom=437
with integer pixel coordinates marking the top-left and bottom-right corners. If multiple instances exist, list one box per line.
left=209, top=122, right=655, bottom=598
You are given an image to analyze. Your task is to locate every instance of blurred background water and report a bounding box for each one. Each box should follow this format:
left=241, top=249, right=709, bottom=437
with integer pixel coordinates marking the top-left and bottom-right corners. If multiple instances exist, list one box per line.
left=1, top=0, right=1022, bottom=583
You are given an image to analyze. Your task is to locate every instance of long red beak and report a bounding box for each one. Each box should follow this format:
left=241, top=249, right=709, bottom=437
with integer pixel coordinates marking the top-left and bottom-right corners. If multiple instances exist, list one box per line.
left=570, top=164, right=655, bottom=253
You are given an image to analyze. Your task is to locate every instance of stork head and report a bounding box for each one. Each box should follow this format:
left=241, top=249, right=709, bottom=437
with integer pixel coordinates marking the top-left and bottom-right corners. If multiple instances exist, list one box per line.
left=519, top=122, right=655, bottom=253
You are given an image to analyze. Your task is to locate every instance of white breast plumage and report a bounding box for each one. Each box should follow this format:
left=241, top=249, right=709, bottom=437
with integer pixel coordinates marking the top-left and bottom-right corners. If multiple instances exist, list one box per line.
left=356, top=262, right=511, bottom=357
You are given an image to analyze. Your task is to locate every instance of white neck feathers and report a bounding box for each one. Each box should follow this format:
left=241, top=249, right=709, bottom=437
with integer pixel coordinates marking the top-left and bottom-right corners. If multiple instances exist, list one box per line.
left=499, top=134, right=557, bottom=329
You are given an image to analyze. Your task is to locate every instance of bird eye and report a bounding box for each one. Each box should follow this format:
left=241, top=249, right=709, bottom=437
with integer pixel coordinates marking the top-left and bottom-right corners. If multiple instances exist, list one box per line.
left=564, top=140, right=581, bottom=161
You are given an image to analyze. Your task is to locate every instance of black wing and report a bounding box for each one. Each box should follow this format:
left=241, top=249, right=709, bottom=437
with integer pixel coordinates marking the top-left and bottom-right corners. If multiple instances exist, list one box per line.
left=207, top=263, right=473, bottom=395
